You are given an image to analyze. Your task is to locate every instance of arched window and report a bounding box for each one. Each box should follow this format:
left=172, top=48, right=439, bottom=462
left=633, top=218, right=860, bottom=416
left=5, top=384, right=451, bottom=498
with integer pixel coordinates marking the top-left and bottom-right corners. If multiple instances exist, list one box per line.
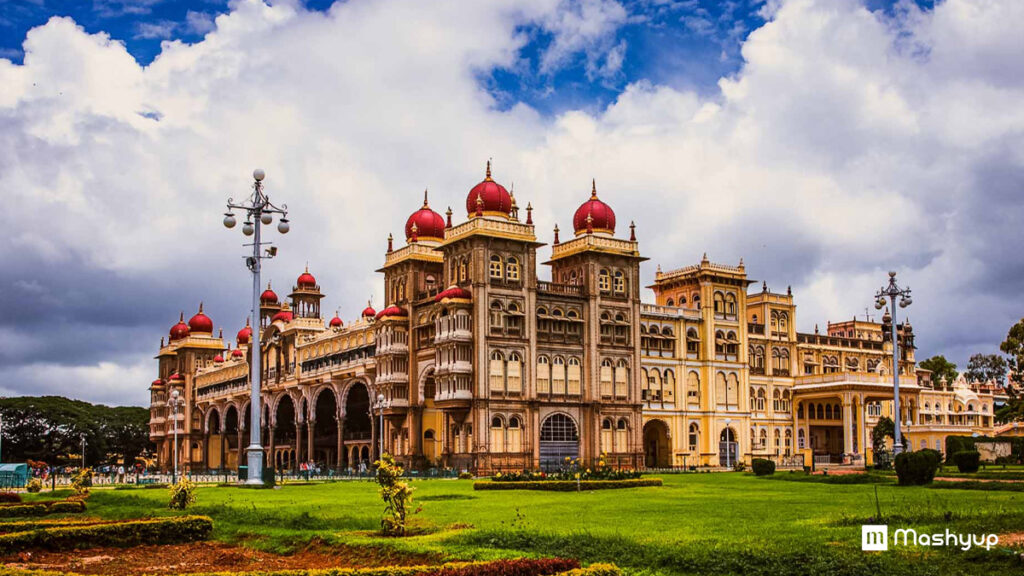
left=713, top=292, right=725, bottom=315
left=715, top=372, right=727, bottom=408
left=601, top=418, right=614, bottom=452
left=508, top=415, right=523, bottom=452
left=537, top=356, right=551, bottom=394
left=507, top=352, right=523, bottom=393
left=506, top=256, right=520, bottom=281
left=725, top=293, right=737, bottom=317
left=613, top=271, right=625, bottom=294
left=615, top=359, right=629, bottom=398
left=614, top=418, right=629, bottom=452
left=759, top=428, right=768, bottom=449
left=489, top=350, right=505, bottom=392
left=666, top=298, right=675, bottom=306
left=688, top=422, right=699, bottom=451
left=552, top=357, right=567, bottom=395
left=687, top=371, right=700, bottom=405
left=490, top=415, right=505, bottom=452
left=598, top=269, right=611, bottom=292
left=489, top=255, right=503, bottom=279
left=663, top=369, right=675, bottom=402
left=686, top=328, right=700, bottom=355
left=567, top=357, right=582, bottom=395
left=600, top=359, right=614, bottom=397
left=756, top=388, right=766, bottom=411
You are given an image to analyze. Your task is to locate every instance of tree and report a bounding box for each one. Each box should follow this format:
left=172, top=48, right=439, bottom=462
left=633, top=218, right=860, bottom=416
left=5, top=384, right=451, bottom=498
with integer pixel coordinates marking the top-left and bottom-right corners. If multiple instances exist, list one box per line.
left=997, top=318, right=1024, bottom=423
left=964, top=353, right=1008, bottom=384
left=0, top=396, right=152, bottom=465
left=872, top=417, right=894, bottom=452
left=918, top=355, right=958, bottom=387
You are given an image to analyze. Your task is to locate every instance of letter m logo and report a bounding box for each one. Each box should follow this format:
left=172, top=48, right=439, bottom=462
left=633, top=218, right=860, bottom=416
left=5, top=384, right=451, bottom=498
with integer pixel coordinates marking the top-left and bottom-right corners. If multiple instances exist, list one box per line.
left=862, top=525, right=888, bottom=551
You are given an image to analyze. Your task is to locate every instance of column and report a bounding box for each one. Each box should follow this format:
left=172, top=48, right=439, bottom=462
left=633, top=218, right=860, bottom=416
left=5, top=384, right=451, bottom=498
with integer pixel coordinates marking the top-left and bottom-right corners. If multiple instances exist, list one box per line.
left=236, top=428, right=244, bottom=470
left=267, top=425, right=276, bottom=471
left=294, top=421, right=302, bottom=471
left=842, top=397, right=854, bottom=456
left=858, top=397, right=868, bottom=457
left=307, top=419, right=315, bottom=466
left=342, top=414, right=350, bottom=469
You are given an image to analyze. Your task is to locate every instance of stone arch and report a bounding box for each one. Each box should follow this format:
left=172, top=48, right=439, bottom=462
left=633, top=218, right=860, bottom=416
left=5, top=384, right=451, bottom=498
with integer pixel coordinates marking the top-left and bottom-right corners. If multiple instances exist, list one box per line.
left=643, top=419, right=671, bottom=468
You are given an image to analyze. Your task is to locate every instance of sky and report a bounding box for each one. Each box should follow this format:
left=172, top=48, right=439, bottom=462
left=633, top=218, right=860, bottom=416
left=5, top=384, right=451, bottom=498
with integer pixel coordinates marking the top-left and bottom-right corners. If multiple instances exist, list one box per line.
left=0, top=0, right=1021, bottom=406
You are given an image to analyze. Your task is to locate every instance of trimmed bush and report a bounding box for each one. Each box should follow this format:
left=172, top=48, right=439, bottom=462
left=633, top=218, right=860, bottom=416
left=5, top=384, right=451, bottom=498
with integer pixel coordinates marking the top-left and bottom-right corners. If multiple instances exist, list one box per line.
left=0, top=492, right=22, bottom=503
left=751, top=459, right=775, bottom=476
left=953, top=450, right=981, bottom=473
left=0, top=515, right=213, bottom=552
left=26, top=478, right=43, bottom=493
left=458, top=471, right=474, bottom=480
left=474, top=478, right=662, bottom=491
left=168, top=476, right=197, bottom=510
left=894, top=450, right=940, bottom=486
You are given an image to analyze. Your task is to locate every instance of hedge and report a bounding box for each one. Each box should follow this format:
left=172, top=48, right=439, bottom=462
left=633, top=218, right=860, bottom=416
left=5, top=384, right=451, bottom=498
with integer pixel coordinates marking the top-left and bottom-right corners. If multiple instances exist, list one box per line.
left=0, top=519, right=107, bottom=534
left=894, top=449, right=941, bottom=486
left=953, top=450, right=981, bottom=473
left=0, top=558, right=615, bottom=576
left=0, top=515, right=213, bottom=552
left=474, top=478, right=662, bottom=491
left=0, top=492, right=21, bottom=503
left=751, top=459, right=775, bottom=476
left=0, top=498, right=86, bottom=518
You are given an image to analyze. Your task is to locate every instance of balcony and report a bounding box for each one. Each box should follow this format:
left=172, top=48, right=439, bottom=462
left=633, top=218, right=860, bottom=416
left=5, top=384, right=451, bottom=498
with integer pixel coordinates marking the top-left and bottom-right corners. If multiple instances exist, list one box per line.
left=537, top=281, right=584, bottom=297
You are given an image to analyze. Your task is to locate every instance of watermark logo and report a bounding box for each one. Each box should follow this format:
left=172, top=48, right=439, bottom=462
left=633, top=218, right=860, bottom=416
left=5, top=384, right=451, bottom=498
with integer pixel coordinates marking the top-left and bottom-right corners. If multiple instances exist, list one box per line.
left=861, top=525, right=999, bottom=552
left=862, top=525, right=888, bottom=551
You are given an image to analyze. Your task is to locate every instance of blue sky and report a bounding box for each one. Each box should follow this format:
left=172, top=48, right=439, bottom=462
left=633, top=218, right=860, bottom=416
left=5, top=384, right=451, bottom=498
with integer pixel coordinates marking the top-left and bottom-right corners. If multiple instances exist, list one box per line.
left=2, top=0, right=928, bottom=115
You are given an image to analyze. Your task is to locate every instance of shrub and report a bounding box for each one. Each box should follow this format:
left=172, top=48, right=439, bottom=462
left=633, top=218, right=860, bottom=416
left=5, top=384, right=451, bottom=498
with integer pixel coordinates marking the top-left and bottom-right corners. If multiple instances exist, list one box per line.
left=474, top=478, right=662, bottom=491
left=458, top=471, right=474, bottom=480
left=375, top=453, right=416, bottom=536
left=894, top=450, right=940, bottom=486
left=71, top=468, right=93, bottom=495
left=732, top=461, right=746, bottom=472
left=751, top=459, right=775, bottom=476
left=26, top=479, right=43, bottom=493
left=168, top=476, right=197, bottom=510
left=0, top=515, right=213, bottom=553
left=0, top=497, right=85, bottom=518
left=0, top=492, right=21, bottom=503
left=953, top=450, right=981, bottom=473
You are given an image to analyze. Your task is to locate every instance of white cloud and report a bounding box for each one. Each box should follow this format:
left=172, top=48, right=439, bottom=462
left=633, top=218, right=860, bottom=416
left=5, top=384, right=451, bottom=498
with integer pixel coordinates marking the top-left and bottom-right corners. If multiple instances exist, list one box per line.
left=1, top=0, right=1023, bottom=405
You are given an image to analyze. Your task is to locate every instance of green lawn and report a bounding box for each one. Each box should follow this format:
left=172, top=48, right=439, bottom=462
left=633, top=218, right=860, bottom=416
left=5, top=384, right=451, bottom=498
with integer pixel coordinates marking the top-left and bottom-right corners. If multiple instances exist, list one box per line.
left=50, top=474, right=1024, bottom=575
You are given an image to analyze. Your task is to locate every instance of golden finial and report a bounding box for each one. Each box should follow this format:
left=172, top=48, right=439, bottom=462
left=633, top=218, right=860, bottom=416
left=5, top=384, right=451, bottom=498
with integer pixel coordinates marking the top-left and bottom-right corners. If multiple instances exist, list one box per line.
left=198, top=301, right=204, bottom=314
left=423, top=188, right=429, bottom=207
left=485, top=159, right=492, bottom=181
left=179, top=311, right=184, bottom=322
left=267, top=281, right=272, bottom=289
left=591, top=178, right=597, bottom=199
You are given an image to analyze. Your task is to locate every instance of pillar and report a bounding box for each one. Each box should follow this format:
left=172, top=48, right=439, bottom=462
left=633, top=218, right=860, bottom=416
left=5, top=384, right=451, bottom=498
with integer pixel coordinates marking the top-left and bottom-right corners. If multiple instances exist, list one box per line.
left=842, top=397, right=854, bottom=455
left=307, top=419, right=315, bottom=465
left=336, top=416, right=344, bottom=469
left=268, top=425, right=276, bottom=471
left=294, top=421, right=302, bottom=470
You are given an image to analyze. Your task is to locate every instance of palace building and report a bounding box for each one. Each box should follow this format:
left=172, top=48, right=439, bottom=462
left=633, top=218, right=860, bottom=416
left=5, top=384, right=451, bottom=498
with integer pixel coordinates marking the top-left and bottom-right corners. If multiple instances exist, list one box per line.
left=148, top=163, right=1010, bottom=473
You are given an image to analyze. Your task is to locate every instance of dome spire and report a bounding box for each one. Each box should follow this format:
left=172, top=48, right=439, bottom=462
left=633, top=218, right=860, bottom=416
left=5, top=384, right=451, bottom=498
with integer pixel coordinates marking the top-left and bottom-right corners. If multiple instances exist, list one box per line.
left=485, top=159, right=492, bottom=181
left=591, top=178, right=598, bottom=199
left=445, top=206, right=453, bottom=228
left=423, top=188, right=429, bottom=207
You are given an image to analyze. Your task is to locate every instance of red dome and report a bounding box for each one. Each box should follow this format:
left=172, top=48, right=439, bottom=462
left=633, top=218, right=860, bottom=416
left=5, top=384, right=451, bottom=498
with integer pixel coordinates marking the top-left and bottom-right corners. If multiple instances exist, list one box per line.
left=272, top=310, right=294, bottom=323
left=573, top=180, right=616, bottom=236
left=406, top=191, right=446, bottom=241
left=375, top=305, right=408, bottom=320
left=214, top=354, right=224, bottom=363
left=188, top=303, right=213, bottom=334
left=231, top=349, right=244, bottom=358
left=260, top=283, right=279, bottom=303
left=151, top=378, right=164, bottom=387
left=329, top=315, right=344, bottom=328
left=434, top=285, right=471, bottom=302
left=297, top=267, right=316, bottom=288
left=169, top=372, right=183, bottom=381
left=362, top=302, right=376, bottom=318
left=466, top=161, right=511, bottom=217
left=169, top=313, right=190, bottom=341
left=236, top=320, right=252, bottom=344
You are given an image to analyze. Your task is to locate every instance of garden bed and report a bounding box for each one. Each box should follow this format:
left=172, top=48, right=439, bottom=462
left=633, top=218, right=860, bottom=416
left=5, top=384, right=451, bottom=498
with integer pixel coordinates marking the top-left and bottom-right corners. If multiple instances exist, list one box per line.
left=473, top=479, right=662, bottom=491
left=0, top=515, right=212, bottom=552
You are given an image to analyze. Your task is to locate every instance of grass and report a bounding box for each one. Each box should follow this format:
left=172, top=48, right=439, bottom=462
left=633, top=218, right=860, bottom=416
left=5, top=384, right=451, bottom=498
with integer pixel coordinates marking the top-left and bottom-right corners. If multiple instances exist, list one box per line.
left=8, top=474, right=1024, bottom=576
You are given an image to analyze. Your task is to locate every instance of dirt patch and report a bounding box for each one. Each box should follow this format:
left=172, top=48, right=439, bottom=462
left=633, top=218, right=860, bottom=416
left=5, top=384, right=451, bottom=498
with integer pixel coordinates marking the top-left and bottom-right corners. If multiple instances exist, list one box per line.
left=1, top=541, right=439, bottom=575
left=1000, top=533, right=1024, bottom=548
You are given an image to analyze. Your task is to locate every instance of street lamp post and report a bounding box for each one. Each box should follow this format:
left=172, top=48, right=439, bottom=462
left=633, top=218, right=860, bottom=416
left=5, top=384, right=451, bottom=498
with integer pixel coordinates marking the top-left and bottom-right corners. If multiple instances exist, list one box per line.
left=874, top=271, right=912, bottom=455
left=224, top=169, right=290, bottom=486
left=171, top=389, right=184, bottom=484
left=80, top=435, right=86, bottom=468
left=374, top=394, right=386, bottom=460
